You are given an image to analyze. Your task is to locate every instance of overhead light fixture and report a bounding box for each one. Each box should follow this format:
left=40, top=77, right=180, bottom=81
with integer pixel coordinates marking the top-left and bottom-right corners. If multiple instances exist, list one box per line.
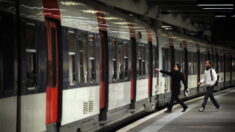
left=197, top=4, right=234, bottom=6
left=214, top=15, right=226, bottom=18
left=231, top=15, right=235, bottom=17
left=161, top=25, right=171, bottom=28
left=202, top=7, right=234, bottom=10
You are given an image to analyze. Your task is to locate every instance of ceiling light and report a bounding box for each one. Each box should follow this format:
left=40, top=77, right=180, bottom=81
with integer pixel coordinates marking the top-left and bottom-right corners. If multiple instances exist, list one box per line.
left=214, top=15, right=226, bottom=18
left=197, top=4, right=234, bottom=6
left=231, top=15, right=235, bottom=17
left=161, top=25, right=171, bottom=28
left=202, top=7, right=234, bottom=10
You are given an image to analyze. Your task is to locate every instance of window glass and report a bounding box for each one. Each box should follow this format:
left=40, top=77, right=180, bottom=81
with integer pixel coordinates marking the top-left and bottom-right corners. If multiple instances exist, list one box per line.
left=78, top=33, right=96, bottom=84
left=137, top=44, right=148, bottom=79
left=47, top=27, right=57, bottom=87
left=200, top=53, right=206, bottom=74
left=123, top=42, right=129, bottom=79
left=162, top=48, right=170, bottom=76
left=0, top=50, right=2, bottom=92
left=88, top=35, right=96, bottom=82
left=153, top=46, right=158, bottom=77
left=232, top=59, right=235, bottom=72
left=79, top=32, right=88, bottom=84
left=25, top=23, right=37, bottom=90
left=142, top=45, right=147, bottom=76
left=111, top=39, right=117, bottom=81
left=175, top=50, right=184, bottom=72
left=110, top=39, right=130, bottom=82
left=68, top=32, right=77, bottom=86
left=137, top=43, right=142, bottom=78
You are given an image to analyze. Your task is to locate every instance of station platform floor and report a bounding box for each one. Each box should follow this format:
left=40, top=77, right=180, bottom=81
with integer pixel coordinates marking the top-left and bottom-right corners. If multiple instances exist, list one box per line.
left=117, top=87, right=235, bottom=132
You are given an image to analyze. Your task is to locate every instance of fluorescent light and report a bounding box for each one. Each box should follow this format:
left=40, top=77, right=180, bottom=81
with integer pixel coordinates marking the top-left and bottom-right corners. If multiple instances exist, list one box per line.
left=214, top=15, right=226, bottom=18
left=202, top=7, right=233, bottom=10
left=161, top=25, right=171, bottom=28
left=197, top=4, right=234, bottom=6
left=232, top=15, right=235, bottom=17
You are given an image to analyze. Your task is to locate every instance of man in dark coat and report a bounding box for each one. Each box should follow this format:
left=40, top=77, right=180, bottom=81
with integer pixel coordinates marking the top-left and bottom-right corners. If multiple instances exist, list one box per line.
left=156, top=64, right=188, bottom=113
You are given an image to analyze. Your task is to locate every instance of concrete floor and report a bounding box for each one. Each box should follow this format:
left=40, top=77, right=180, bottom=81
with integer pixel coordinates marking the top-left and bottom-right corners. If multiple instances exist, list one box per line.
left=117, top=88, right=235, bottom=132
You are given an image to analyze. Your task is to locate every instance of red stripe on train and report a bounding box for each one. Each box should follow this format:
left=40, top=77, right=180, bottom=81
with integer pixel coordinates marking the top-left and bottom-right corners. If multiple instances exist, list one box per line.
left=96, top=11, right=107, bottom=109
left=42, top=0, right=61, bottom=20
left=46, top=87, right=58, bottom=124
left=146, top=28, right=153, bottom=96
left=128, top=22, right=136, bottom=100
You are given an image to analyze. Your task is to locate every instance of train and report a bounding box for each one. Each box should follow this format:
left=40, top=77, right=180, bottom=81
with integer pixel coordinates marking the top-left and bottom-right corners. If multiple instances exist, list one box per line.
left=0, top=0, right=235, bottom=132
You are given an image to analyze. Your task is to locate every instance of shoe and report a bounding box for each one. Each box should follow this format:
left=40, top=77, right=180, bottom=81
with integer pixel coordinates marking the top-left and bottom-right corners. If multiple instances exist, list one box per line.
left=164, top=110, right=171, bottom=113
left=199, top=107, right=204, bottom=112
left=214, top=106, right=221, bottom=112
left=182, top=106, right=188, bottom=112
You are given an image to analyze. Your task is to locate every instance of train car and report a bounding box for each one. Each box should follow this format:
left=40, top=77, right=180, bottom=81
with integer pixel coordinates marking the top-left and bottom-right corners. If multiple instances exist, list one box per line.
left=0, top=0, right=234, bottom=132
left=0, top=1, right=18, bottom=132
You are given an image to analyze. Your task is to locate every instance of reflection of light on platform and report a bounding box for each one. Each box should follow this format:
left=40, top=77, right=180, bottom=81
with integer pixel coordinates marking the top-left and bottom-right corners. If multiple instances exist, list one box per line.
left=61, top=1, right=84, bottom=6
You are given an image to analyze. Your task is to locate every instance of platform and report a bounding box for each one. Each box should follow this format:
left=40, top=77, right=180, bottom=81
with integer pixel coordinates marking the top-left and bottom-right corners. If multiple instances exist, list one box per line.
left=117, top=88, right=235, bottom=132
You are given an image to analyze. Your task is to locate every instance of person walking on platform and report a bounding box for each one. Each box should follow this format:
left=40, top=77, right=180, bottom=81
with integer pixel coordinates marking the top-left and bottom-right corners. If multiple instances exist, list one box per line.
left=156, top=64, right=189, bottom=113
left=198, top=60, right=221, bottom=112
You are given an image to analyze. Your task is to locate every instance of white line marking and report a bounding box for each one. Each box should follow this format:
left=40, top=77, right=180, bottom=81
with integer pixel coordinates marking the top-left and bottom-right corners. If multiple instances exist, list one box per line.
left=116, top=88, right=235, bottom=132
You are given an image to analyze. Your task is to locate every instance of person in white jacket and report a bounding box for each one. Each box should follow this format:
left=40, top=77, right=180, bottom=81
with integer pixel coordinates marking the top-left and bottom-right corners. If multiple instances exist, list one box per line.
left=197, top=60, right=220, bottom=112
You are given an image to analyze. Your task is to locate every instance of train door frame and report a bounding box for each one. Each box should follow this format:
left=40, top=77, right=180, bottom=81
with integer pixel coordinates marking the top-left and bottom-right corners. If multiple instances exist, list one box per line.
left=44, top=18, right=62, bottom=131
left=99, top=30, right=109, bottom=121
left=148, top=40, right=153, bottom=101
left=130, top=37, right=137, bottom=110
left=223, top=53, right=226, bottom=87
left=197, top=45, right=200, bottom=92
left=230, top=55, right=232, bottom=85
left=183, top=41, right=188, bottom=88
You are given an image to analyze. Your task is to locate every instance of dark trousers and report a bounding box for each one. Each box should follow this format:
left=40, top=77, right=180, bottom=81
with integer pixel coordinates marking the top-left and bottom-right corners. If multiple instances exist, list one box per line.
left=167, top=94, right=187, bottom=111
left=201, top=86, right=220, bottom=109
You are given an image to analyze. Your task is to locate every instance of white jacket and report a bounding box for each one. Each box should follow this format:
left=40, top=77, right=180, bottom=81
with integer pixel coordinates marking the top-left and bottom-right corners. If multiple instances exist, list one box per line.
left=200, top=68, right=217, bottom=86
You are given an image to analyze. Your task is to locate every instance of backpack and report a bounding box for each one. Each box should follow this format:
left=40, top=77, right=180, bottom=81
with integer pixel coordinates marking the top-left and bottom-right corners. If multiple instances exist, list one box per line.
left=210, top=68, right=219, bottom=86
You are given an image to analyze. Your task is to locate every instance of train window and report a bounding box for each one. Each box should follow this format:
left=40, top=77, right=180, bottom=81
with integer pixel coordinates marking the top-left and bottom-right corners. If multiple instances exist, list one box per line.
left=162, top=48, right=170, bottom=76
left=195, top=52, right=198, bottom=74
left=47, top=27, right=57, bottom=87
left=117, top=41, right=124, bottom=80
left=25, top=23, right=37, bottom=90
left=0, top=52, right=2, bottom=92
left=200, top=53, right=206, bottom=74
left=153, top=46, right=158, bottom=76
left=123, top=42, right=129, bottom=80
left=110, top=39, right=129, bottom=82
left=142, top=45, right=147, bottom=76
left=88, top=35, right=96, bottom=82
left=78, top=32, right=96, bottom=84
left=232, top=59, right=235, bottom=72
left=220, top=56, right=224, bottom=73
left=0, top=13, right=16, bottom=95
left=175, top=50, right=184, bottom=72
left=226, top=57, right=230, bottom=72
left=188, top=52, right=191, bottom=75
left=137, top=44, right=142, bottom=78
left=79, top=32, right=88, bottom=84
left=137, top=44, right=147, bottom=79
left=68, top=31, right=77, bottom=86
left=110, top=39, right=117, bottom=81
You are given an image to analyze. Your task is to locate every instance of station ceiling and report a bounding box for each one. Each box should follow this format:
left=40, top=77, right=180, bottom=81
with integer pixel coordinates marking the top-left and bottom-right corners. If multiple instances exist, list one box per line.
left=147, top=0, right=235, bottom=49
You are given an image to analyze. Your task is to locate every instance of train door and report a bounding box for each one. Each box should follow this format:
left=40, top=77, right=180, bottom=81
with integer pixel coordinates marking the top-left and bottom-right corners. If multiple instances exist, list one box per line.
left=99, top=30, right=109, bottom=121
left=0, top=11, right=17, bottom=132
left=44, top=20, right=59, bottom=127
